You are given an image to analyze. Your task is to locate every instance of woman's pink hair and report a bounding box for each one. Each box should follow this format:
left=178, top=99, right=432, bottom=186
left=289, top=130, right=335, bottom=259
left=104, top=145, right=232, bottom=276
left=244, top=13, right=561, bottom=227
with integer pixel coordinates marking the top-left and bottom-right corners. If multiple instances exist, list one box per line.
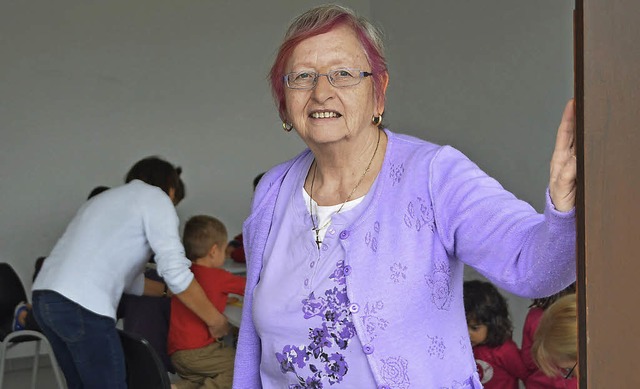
left=269, top=5, right=388, bottom=123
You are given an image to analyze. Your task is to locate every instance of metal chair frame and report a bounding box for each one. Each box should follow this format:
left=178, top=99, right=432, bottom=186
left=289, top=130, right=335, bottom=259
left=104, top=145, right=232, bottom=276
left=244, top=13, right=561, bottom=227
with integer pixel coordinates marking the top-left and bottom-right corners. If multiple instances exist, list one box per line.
left=0, top=263, right=65, bottom=389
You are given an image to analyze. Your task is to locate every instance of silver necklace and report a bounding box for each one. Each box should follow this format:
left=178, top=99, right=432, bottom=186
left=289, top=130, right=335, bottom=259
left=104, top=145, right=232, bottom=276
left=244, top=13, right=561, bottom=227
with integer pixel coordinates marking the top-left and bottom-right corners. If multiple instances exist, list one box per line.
left=309, top=129, right=381, bottom=247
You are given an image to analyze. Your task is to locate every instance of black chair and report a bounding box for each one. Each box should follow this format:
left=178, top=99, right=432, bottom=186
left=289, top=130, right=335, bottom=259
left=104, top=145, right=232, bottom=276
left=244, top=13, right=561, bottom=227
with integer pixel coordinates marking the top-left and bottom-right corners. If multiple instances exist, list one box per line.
left=118, top=329, right=172, bottom=389
left=119, top=267, right=175, bottom=374
left=0, top=263, right=65, bottom=389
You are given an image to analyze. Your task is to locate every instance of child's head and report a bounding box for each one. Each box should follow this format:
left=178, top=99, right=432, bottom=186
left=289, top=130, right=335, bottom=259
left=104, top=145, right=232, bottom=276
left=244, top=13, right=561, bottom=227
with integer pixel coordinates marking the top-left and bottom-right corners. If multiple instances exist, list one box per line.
left=182, top=215, right=228, bottom=267
left=463, top=280, right=513, bottom=347
left=530, top=282, right=576, bottom=310
left=125, top=156, right=181, bottom=200
left=532, top=293, right=578, bottom=378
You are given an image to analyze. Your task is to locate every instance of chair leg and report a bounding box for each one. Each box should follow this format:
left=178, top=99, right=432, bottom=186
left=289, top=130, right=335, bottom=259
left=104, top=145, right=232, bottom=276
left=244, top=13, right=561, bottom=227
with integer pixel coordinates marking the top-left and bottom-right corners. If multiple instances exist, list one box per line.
left=45, top=342, right=66, bottom=389
left=30, top=340, right=41, bottom=389
left=0, top=335, right=66, bottom=389
left=0, top=341, right=7, bottom=389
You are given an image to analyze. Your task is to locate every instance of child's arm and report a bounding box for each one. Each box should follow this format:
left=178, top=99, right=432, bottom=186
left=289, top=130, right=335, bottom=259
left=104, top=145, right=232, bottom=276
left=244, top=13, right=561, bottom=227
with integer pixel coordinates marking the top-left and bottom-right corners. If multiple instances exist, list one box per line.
left=520, top=308, right=543, bottom=372
left=498, top=339, right=531, bottom=381
left=223, top=272, right=247, bottom=296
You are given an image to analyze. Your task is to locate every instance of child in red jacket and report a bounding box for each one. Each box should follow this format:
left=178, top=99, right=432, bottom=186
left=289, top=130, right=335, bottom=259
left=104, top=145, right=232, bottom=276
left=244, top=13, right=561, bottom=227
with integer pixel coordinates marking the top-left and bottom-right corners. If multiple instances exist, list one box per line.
left=463, top=280, right=529, bottom=389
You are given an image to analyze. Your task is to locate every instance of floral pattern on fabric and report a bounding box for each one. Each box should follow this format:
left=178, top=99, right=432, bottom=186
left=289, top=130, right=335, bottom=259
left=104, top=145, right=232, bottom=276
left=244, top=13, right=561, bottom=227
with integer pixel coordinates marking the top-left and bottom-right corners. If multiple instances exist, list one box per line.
left=361, top=301, right=389, bottom=344
left=275, top=260, right=355, bottom=387
left=365, top=221, right=381, bottom=253
left=389, top=163, right=405, bottom=186
left=403, top=196, right=435, bottom=232
left=390, top=262, right=408, bottom=284
left=426, top=334, right=447, bottom=359
left=439, top=376, right=475, bottom=389
left=380, top=356, right=410, bottom=389
left=425, top=261, right=453, bottom=310
left=459, top=336, right=469, bottom=352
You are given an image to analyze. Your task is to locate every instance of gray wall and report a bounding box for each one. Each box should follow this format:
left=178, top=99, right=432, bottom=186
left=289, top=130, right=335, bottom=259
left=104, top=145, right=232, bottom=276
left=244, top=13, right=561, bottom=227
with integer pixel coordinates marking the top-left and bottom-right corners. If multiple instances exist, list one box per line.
left=1, top=0, right=573, bottom=350
left=373, top=0, right=574, bottom=346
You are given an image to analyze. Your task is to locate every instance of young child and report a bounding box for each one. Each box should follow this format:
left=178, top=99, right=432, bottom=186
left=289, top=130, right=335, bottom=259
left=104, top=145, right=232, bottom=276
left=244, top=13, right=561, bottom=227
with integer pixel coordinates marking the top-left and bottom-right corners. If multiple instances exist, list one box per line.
left=531, top=294, right=578, bottom=380
left=168, top=215, right=246, bottom=389
left=463, top=280, right=529, bottom=388
left=521, top=283, right=577, bottom=388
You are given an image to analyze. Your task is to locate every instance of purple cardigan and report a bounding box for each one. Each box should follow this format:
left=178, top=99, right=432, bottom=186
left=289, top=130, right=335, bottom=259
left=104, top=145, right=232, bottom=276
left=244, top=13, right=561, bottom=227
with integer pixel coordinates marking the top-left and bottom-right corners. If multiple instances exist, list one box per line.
left=234, top=130, right=576, bottom=388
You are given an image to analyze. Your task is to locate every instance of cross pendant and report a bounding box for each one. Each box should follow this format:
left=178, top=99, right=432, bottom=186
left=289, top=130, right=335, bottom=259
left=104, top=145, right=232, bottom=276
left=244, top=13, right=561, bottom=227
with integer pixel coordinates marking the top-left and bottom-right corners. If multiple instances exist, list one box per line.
left=314, top=229, right=322, bottom=248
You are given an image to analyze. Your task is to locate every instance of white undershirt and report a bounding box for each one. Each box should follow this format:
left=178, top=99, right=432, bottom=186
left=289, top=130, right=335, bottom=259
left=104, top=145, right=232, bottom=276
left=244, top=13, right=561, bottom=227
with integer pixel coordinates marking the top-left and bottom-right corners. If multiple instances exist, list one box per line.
left=302, top=188, right=365, bottom=243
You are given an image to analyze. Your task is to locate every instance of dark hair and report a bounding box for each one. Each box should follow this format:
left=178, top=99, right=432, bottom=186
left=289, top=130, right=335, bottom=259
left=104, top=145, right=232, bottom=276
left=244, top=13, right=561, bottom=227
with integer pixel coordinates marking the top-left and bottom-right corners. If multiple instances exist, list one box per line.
left=33, top=256, right=46, bottom=282
left=253, top=172, right=265, bottom=191
left=173, top=167, right=186, bottom=205
left=125, top=156, right=179, bottom=196
left=182, top=215, right=227, bottom=261
left=87, top=186, right=110, bottom=200
left=463, top=280, right=513, bottom=347
left=530, top=282, right=576, bottom=310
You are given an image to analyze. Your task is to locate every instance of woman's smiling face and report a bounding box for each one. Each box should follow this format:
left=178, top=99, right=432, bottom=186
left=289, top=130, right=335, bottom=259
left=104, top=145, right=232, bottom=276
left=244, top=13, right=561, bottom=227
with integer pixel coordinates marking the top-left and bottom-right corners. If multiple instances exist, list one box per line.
left=284, top=24, right=381, bottom=146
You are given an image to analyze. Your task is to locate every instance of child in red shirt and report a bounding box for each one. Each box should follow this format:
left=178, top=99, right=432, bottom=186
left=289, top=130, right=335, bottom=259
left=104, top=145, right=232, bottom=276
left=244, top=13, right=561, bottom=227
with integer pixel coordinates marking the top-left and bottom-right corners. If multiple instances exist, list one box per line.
left=168, top=215, right=246, bottom=389
left=463, top=280, right=529, bottom=389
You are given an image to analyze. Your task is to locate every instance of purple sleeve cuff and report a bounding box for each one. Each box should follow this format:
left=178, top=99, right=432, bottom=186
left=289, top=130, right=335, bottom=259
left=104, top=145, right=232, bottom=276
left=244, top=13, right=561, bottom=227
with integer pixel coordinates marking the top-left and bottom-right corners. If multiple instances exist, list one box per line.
left=545, top=187, right=576, bottom=218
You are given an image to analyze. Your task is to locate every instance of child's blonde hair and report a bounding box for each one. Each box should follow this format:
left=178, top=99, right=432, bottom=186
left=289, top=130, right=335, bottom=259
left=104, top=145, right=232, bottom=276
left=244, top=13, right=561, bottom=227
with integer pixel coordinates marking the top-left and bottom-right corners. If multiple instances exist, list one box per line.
left=182, top=215, right=227, bottom=261
left=532, top=293, right=577, bottom=376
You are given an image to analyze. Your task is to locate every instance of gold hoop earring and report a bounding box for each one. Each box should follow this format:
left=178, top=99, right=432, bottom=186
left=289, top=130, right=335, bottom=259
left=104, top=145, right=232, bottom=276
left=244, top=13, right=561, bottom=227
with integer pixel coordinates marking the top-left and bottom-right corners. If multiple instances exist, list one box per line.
left=282, top=122, right=293, bottom=132
left=372, top=114, right=383, bottom=126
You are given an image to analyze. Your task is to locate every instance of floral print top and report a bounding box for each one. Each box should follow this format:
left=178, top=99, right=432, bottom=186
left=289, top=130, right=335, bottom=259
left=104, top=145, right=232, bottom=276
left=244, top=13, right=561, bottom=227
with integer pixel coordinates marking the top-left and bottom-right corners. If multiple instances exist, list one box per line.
left=253, top=155, right=378, bottom=388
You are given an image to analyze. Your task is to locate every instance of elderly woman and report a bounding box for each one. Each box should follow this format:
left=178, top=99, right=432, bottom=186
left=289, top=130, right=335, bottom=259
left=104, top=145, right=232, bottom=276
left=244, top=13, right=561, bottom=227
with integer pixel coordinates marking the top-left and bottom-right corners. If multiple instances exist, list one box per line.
left=235, top=5, right=576, bottom=388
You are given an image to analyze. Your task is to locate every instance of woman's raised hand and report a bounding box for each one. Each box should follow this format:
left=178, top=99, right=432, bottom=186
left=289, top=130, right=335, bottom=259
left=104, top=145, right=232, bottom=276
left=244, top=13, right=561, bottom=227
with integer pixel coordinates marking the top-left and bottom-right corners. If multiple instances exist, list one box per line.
left=549, top=99, right=577, bottom=212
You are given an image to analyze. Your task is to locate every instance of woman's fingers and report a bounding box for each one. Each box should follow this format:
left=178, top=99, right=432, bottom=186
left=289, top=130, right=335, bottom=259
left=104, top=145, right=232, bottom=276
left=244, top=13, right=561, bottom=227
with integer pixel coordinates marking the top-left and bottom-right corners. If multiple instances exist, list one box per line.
left=554, top=99, right=576, bottom=155
left=549, top=99, right=577, bottom=212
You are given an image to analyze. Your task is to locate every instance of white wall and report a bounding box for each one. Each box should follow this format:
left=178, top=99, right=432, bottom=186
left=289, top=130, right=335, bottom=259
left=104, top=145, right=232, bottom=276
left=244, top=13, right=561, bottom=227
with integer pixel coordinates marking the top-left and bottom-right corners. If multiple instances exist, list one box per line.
left=372, top=0, right=574, bottom=345
left=0, top=0, right=368, bottom=288
left=1, top=0, right=573, bottom=350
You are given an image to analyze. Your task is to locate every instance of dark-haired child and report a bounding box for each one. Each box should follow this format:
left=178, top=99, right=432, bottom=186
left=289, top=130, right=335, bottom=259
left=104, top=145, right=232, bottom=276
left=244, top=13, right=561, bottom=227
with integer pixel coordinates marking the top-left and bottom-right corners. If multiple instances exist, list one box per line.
left=463, top=280, right=529, bottom=388
left=521, top=283, right=577, bottom=388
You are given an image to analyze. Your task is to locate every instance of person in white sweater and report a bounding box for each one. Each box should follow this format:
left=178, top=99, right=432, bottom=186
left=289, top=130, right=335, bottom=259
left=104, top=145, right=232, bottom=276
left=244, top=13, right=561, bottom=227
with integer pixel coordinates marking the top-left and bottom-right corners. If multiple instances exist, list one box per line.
left=32, top=156, right=229, bottom=389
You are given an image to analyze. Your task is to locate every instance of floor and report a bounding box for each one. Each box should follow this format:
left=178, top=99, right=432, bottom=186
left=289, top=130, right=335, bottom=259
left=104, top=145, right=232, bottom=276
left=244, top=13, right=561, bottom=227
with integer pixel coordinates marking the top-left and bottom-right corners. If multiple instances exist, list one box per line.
left=2, top=356, right=63, bottom=389
left=1, top=356, right=181, bottom=389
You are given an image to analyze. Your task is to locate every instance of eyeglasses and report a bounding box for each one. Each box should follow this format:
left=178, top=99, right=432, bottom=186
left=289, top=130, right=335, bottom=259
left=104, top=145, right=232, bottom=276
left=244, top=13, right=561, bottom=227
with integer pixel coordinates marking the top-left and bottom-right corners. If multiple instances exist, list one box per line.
left=284, top=68, right=373, bottom=90
left=563, top=362, right=577, bottom=379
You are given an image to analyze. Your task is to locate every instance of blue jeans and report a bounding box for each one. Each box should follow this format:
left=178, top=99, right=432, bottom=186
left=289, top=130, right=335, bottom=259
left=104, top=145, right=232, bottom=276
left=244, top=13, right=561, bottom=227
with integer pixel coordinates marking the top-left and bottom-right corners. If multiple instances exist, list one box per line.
left=32, top=290, right=126, bottom=389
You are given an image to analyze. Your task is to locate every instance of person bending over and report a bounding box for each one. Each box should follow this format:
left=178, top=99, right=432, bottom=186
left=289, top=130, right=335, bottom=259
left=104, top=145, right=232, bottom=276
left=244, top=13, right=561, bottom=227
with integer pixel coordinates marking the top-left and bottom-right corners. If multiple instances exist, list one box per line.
left=32, top=157, right=228, bottom=389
